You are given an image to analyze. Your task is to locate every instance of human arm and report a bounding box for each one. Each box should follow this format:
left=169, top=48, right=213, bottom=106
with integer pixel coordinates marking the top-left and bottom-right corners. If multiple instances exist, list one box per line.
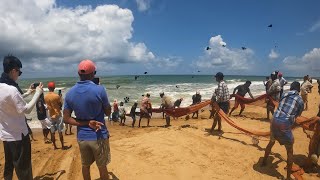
left=248, top=89, right=254, bottom=99
left=233, top=86, right=239, bottom=95
left=14, top=83, right=43, bottom=114
left=22, top=83, right=36, bottom=98
left=63, top=109, right=103, bottom=131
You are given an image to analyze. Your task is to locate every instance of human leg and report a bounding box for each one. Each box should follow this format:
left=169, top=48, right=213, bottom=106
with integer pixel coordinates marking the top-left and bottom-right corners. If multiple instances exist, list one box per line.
left=3, top=141, right=14, bottom=180
left=261, top=140, right=275, bottom=166
left=239, top=103, right=245, bottom=116
left=14, top=135, right=33, bottom=180
left=95, top=139, right=111, bottom=180
left=229, top=99, right=240, bottom=116
left=285, top=144, right=294, bottom=180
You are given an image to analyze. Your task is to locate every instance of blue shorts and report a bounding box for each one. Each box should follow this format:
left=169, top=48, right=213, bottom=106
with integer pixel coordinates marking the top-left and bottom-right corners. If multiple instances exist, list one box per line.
left=271, top=119, right=293, bottom=145
left=50, top=116, right=64, bottom=133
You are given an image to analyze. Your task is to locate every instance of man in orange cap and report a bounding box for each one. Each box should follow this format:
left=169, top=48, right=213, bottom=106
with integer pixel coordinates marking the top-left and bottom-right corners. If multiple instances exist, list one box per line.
left=63, top=59, right=111, bottom=180
left=44, top=81, right=67, bottom=150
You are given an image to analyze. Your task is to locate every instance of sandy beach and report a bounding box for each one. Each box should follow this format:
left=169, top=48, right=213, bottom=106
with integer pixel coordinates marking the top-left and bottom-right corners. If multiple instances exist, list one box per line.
left=1, top=85, right=319, bottom=180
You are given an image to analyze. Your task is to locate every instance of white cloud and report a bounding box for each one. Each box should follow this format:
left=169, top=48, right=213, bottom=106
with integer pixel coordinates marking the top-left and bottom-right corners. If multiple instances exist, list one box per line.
left=154, top=56, right=182, bottom=68
left=195, top=35, right=255, bottom=71
left=283, top=48, right=320, bottom=72
left=0, top=0, right=155, bottom=74
left=309, top=19, right=320, bottom=32
left=268, top=49, right=279, bottom=60
left=136, top=0, right=151, bottom=12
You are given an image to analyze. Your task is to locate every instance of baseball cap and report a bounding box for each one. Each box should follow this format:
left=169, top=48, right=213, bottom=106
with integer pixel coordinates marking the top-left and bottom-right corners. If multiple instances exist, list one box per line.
left=78, top=59, right=96, bottom=75
left=215, top=72, right=224, bottom=78
left=48, top=82, right=55, bottom=89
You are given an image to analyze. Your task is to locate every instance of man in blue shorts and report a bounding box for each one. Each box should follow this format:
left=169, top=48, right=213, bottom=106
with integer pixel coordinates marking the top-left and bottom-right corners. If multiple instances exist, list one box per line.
left=261, top=81, right=304, bottom=180
left=63, top=59, right=111, bottom=180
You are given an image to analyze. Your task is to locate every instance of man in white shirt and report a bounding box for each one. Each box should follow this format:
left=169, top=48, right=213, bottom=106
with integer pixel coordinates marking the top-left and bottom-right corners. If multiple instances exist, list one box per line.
left=0, top=55, right=43, bottom=180
left=278, top=72, right=288, bottom=97
left=301, top=75, right=313, bottom=111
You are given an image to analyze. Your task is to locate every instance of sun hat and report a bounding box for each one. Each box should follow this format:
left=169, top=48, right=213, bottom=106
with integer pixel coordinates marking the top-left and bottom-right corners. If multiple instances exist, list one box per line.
left=78, top=59, right=96, bottom=74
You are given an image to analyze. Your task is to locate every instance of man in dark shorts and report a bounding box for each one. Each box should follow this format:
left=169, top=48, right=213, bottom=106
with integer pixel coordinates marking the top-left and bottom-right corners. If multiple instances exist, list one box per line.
left=192, top=91, right=201, bottom=118
left=229, top=81, right=254, bottom=116
left=261, top=81, right=304, bottom=180
left=36, top=94, right=52, bottom=143
left=131, top=101, right=138, bottom=127
left=210, top=72, right=230, bottom=133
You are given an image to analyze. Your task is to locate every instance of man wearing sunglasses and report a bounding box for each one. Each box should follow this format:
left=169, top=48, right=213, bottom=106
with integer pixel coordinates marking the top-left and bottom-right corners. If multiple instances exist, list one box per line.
left=0, top=55, right=44, bottom=180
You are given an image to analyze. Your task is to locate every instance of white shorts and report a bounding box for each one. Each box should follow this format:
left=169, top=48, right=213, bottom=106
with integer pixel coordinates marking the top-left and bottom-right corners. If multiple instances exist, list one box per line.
left=50, top=116, right=64, bottom=133
left=40, top=118, right=51, bottom=129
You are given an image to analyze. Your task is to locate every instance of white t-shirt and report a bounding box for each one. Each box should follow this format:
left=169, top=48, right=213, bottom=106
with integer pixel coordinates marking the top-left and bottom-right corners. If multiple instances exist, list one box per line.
left=0, top=83, right=28, bottom=141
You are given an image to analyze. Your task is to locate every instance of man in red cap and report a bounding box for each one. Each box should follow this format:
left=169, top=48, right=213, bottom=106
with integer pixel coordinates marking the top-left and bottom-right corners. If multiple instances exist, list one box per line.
left=44, top=81, right=67, bottom=150
left=63, top=59, right=111, bottom=180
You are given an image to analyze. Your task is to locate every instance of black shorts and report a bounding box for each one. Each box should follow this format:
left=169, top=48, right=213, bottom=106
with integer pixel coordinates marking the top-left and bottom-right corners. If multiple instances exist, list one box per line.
left=218, top=101, right=229, bottom=114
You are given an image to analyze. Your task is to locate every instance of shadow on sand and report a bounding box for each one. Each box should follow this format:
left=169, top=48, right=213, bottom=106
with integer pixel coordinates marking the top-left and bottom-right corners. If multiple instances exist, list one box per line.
left=34, top=170, right=66, bottom=180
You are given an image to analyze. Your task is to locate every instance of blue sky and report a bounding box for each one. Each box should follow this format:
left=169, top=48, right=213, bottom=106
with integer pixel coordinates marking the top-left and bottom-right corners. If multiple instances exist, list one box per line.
left=0, top=0, right=319, bottom=77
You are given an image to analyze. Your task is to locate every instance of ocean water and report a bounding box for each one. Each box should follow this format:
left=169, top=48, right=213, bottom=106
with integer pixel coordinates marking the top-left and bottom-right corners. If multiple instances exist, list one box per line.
left=19, top=75, right=303, bottom=107
left=18, top=75, right=303, bottom=128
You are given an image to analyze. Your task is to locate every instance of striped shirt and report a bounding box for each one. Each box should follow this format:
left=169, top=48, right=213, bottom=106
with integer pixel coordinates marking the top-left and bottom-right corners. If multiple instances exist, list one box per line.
left=214, top=80, right=230, bottom=103
left=274, top=90, right=304, bottom=125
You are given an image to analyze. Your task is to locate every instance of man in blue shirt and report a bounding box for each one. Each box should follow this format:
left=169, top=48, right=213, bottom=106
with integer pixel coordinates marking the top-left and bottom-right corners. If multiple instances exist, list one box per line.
left=261, top=81, right=304, bottom=180
left=63, top=59, right=111, bottom=180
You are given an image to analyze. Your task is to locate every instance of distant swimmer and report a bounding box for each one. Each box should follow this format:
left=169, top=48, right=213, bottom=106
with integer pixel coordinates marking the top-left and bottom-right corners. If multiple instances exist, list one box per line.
left=134, top=75, right=139, bottom=80
left=116, top=85, right=120, bottom=89
left=206, top=46, right=211, bottom=50
left=229, top=81, right=254, bottom=116
left=124, top=97, right=130, bottom=103
left=176, top=85, right=179, bottom=88
left=241, top=47, right=247, bottom=50
left=268, top=24, right=272, bottom=27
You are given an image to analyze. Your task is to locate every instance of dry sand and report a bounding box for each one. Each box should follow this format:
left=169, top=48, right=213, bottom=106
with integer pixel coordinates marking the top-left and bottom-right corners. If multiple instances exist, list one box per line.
left=1, top=85, right=320, bottom=180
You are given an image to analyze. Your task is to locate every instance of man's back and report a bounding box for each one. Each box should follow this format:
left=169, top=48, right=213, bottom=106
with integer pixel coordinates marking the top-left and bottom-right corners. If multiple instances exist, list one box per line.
left=0, top=83, right=28, bottom=141
left=235, top=85, right=249, bottom=97
left=274, top=90, right=304, bottom=124
left=268, top=79, right=281, bottom=101
left=162, top=95, right=173, bottom=108
left=192, top=94, right=201, bottom=104
left=301, top=81, right=313, bottom=95
left=64, top=80, right=109, bottom=140
left=44, top=92, right=62, bottom=119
